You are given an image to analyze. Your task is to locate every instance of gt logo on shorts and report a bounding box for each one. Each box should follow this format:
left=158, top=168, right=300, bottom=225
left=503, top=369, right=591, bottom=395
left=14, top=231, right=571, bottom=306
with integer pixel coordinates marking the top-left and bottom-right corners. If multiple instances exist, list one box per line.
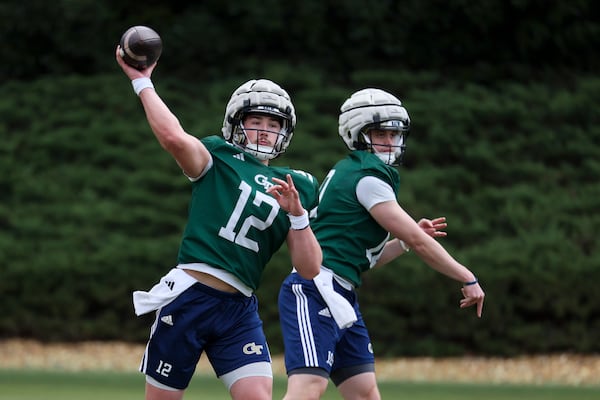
left=243, top=342, right=264, bottom=355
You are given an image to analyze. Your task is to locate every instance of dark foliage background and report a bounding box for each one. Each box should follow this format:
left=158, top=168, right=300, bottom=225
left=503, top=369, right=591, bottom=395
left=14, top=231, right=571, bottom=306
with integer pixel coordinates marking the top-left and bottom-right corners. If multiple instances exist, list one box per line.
left=1, top=0, right=599, bottom=356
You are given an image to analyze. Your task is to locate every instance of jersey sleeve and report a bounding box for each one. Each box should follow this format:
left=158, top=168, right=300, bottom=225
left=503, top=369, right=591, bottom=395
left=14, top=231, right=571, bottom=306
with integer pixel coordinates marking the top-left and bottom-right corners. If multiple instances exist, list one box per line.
left=355, top=176, right=396, bottom=210
left=179, top=135, right=222, bottom=181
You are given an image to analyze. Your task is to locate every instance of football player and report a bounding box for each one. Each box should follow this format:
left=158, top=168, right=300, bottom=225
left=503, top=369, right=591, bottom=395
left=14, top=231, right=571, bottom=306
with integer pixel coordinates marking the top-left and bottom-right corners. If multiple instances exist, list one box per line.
left=116, top=47, right=321, bottom=400
left=278, top=88, right=485, bottom=400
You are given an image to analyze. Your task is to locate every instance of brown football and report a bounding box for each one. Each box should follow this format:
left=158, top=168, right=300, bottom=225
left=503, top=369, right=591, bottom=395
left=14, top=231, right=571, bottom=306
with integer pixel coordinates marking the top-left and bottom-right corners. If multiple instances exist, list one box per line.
left=119, top=26, right=162, bottom=70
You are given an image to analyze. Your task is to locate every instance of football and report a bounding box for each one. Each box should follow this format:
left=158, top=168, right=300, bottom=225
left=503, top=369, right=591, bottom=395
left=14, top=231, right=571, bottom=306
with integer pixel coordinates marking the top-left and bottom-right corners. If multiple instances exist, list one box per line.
left=119, top=26, right=163, bottom=70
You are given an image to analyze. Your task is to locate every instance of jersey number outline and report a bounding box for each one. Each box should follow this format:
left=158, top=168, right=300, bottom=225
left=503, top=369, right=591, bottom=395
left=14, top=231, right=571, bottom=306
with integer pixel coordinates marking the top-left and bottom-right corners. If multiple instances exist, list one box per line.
left=218, top=180, right=280, bottom=252
left=313, top=169, right=336, bottom=218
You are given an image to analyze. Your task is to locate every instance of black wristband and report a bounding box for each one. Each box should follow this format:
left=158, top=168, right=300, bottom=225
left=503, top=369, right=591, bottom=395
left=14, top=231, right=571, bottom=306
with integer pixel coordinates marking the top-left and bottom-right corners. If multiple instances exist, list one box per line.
left=464, top=278, right=478, bottom=286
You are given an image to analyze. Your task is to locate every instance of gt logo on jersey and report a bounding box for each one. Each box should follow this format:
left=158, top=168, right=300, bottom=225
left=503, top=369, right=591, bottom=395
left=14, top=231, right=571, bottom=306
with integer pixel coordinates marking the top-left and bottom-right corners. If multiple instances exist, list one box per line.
left=243, top=342, right=264, bottom=355
left=254, top=174, right=275, bottom=191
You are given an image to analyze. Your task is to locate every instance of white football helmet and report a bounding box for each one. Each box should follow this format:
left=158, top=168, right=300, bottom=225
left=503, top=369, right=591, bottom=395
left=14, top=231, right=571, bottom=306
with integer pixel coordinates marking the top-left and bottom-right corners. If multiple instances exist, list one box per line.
left=222, top=79, right=296, bottom=160
left=338, top=88, right=410, bottom=165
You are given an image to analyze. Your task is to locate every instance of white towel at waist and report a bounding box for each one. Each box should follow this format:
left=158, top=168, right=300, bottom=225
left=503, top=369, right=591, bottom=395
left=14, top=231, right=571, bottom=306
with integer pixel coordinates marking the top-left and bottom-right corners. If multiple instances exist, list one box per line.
left=132, top=268, right=197, bottom=316
left=313, top=268, right=357, bottom=329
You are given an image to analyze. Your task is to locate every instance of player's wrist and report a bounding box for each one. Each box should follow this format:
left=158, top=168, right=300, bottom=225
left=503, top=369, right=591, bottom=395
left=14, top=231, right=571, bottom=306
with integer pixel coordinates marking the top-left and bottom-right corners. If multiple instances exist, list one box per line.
left=131, top=77, right=154, bottom=96
left=463, top=277, right=478, bottom=286
left=288, top=209, right=309, bottom=230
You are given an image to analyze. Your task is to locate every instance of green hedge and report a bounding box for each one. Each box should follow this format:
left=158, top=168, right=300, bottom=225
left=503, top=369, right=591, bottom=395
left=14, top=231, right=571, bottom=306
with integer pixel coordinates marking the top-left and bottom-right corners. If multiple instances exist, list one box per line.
left=1, top=70, right=598, bottom=356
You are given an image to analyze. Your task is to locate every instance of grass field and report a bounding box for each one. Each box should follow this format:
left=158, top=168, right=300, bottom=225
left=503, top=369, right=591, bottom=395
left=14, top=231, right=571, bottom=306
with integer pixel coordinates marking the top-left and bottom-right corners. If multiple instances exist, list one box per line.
left=1, top=370, right=599, bottom=400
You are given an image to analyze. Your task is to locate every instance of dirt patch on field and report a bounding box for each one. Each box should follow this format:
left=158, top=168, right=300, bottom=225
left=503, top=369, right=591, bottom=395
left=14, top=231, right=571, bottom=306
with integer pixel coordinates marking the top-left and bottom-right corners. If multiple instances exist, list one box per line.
left=1, top=339, right=598, bottom=386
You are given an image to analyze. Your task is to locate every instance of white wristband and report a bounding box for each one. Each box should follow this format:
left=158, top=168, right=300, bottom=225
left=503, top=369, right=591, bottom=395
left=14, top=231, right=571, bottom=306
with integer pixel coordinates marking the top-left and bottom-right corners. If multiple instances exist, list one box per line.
left=131, top=77, right=154, bottom=96
left=288, top=209, right=309, bottom=230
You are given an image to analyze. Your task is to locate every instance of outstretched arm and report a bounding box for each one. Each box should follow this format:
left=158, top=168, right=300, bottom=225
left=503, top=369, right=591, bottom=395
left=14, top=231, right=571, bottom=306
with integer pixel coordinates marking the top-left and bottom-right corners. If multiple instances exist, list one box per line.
left=375, top=217, right=447, bottom=266
left=115, top=46, right=210, bottom=178
left=371, top=201, right=485, bottom=317
left=268, top=175, right=322, bottom=279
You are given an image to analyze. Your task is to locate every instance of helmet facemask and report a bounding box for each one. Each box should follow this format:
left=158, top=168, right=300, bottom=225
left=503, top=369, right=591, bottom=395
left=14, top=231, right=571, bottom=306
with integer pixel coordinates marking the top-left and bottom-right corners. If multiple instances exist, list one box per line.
left=338, top=88, right=411, bottom=166
left=357, top=120, right=409, bottom=166
left=222, top=79, right=296, bottom=161
left=230, top=106, right=294, bottom=161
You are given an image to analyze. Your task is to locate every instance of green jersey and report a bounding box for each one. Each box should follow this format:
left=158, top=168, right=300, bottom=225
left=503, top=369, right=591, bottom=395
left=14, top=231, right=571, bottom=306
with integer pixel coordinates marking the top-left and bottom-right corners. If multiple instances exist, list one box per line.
left=312, top=151, right=400, bottom=287
left=177, top=135, right=319, bottom=290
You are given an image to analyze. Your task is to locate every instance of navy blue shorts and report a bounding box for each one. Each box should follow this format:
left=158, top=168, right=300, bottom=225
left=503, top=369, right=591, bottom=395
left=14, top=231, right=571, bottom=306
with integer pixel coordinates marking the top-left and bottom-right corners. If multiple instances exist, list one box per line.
left=278, top=272, right=374, bottom=384
left=140, top=282, right=271, bottom=390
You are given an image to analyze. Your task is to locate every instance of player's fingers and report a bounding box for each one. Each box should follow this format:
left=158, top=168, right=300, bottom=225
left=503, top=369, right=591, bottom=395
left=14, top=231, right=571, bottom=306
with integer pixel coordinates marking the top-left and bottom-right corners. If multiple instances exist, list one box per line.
left=459, top=289, right=484, bottom=318
left=267, top=191, right=282, bottom=200
left=266, top=184, right=283, bottom=194
left=286, top=174, right=296, bottom=189
left=460, top=298, right=477, bottom=312
left=115, top=46, right=125, bottom=64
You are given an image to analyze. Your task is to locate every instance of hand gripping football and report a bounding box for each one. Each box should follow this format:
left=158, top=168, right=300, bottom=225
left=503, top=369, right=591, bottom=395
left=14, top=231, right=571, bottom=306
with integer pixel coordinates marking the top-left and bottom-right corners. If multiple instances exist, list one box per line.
left=119, top=26, right=163, bottom=70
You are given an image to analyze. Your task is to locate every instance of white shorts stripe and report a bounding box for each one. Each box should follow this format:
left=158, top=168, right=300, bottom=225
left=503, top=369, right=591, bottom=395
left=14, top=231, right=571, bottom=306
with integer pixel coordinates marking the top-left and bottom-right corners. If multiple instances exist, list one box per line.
left=292, top=283, right=318, bottom=367
left=140, top=309, right=160, bottom=374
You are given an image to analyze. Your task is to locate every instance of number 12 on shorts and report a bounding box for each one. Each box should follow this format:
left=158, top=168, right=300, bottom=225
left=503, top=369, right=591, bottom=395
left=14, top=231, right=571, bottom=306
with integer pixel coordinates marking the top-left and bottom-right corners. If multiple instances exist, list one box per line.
left=156, top=360, right=172, bottom=377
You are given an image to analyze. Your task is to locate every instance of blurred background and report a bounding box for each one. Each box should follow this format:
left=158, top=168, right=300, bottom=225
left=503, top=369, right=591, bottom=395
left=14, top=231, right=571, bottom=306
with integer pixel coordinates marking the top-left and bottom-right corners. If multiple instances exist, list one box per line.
left=1, top=0, right=599, bottom=358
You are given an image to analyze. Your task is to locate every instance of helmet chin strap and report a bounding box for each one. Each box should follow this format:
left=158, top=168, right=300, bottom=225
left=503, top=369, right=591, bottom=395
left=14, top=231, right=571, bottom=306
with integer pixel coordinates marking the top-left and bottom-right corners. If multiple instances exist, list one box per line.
left=365, top=135, right=398, bottom=165
left=365, top=131, right=405, bottom=166
left=244, top=143, right=276, bottom=160
left=235, top=124, right=279, bottom=160
left=374, top=151, right=397, bottom=165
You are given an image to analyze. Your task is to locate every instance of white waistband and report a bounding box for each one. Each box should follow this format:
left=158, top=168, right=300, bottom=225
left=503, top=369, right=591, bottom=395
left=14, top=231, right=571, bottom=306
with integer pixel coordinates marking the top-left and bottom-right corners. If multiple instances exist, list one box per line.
left=178, top=263, right=253, bottom=297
